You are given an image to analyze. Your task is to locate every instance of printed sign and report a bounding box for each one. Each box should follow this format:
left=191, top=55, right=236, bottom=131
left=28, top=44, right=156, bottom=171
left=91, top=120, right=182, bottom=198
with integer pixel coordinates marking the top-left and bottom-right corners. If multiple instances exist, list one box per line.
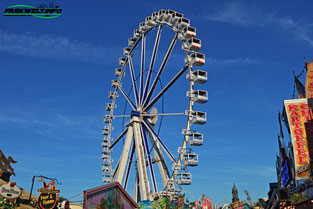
left=37, top=181, right=59, bottom=209
left=0, top=182, right=21, bottom=198
left=284, top=98, right=313, bottom=180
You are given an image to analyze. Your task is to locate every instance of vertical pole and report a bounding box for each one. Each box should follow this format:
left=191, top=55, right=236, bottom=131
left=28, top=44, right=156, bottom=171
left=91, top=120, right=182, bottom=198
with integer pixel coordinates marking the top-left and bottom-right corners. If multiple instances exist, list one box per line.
left=29, top=176, right=35, bottom=200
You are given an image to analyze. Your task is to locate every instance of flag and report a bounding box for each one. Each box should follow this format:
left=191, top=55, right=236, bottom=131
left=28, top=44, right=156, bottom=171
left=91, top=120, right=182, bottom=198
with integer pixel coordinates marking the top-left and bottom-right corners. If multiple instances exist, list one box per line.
left=305, top=57, right=309, bottom=72
left=294, top=75, right=306, bottom=98
left=278, top=112, right=284, bottom=138
left=281, top=106, right=290, bottom=134
left=278, top=136, right=288, bottom=164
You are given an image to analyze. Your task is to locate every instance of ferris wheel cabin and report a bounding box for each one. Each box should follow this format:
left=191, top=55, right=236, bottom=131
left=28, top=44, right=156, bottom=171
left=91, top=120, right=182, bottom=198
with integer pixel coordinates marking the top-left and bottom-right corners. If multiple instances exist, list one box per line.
left=108, top=91, right=118, bottom=99
left=123, top=47, right=132, bottom=56
left=182, top=26, right=196, bottom=38
left=176, top=173, right=192, bottom=185
left=189, top=132, right=204, bottom=146
left=119, top=57, right=127, bottom=66
left=111, top=80, right=119, bottom=88
left=139, top=22, right=148, bottom=33
left=145, top=16, right=158, bottom=27
left=104, top=115, right=112, bottom=123
left=184, top=153, right=199, bottom=167
left=192, top=111, right=207, bottom=125
left=186, top=38, right=201, bottom=51
left=186, top=70, right=207, bottom=84
left=128, top=38, right=137, bottom=47
left=178, top=17, right=190, bottom=29
left=191, top=90, right=208, bottom=104
left=115, top=68, right=124, bottom=77
left=172, top=12, right=183, bottom=24
left=133, top=29, right=141, bottom=38
left=164, top=9, right=176, bottom=21
left=190, top=52, right=205, bottom=66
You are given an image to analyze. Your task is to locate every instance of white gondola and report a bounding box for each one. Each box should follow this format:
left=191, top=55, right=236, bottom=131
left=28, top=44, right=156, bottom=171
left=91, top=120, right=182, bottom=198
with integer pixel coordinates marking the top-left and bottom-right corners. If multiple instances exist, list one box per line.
left=157, top=9, right=166, bottom=21
left=139, top=22, right=148, bottom=33
left=192, top=111, right=207, bottom=125
left=176, top=173, right=191, bottom=185
left=102, top=128, right=109, bottom=135
left=108, top=91, right=118, bottom=99
left=102, top=136, right=111, bottom=143
left=115, top=68, right=124, bottom=77
left=111, top=80, right=119, bottom=88
left=187, top=38, right=201, bottom=51
left=133, top=29, right=141, bottom=38
left=103, top=177, right=111, bottom=183
left=145, top=16, right=157, bottom=27
left=102, top=165, right=110, bottom=172
left=178, top=17, right=190, bottom=29
left=106, top=103, right=116, bottom=111
left=182, top=26, right=196, bottom=38
left=187, top=70, right=207, bottom=84
left=190, top=90, right=208, bottom=104
left=172, top=12, right=183, bottom=23
left=102, top=148, right=109, bottom=155
left=152, top=11, right=158, bottom=20
left=101, top=151, right=108, bottom=158
left=104, top=115, right=112, bottom=123
left=184, top=153, right=198, bottom=166
left=164, top=9, right=176, bottom=21
left=189, top=52, right=205, bottom=66
left=119, top=57, right=127, bottom=66
left=189, top=132, right=203, bottom=146
left=128, top=37, right=137, bottom=47
left=123, top=48, right=132, bottom=56
left=102, top=141, right=108, bottom=147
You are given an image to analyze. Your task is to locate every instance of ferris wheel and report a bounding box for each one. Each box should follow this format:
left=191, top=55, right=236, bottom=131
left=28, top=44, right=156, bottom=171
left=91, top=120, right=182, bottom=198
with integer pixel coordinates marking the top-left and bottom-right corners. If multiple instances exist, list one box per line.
left=101, top=9, right=207, bottom=201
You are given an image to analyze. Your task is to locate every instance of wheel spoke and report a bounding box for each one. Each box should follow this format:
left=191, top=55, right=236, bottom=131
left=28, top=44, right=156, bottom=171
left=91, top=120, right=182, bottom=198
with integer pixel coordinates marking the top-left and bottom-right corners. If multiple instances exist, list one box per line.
left=141, top=124, right=157, bottom=193
left=118, top=85, right=136, bottom=110
left=142, top=25, right=163, bottom=105
left=143, top=33, right=178, bottom=107
left=139, top=35, right=146, bottom=104
left=147, top=125, right=170, bottom=188
left=143, top=64, right=189, bottom=112
left=109, top=127, right=128, bottom=149
left=128, top=56, right=140, bottom=106
left=143, top=119, right=176, bottom=162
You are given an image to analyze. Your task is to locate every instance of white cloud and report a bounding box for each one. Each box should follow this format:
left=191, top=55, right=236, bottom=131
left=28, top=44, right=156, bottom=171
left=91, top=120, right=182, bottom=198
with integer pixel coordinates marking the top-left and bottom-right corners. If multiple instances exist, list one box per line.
left=0, top=114, right=53, bottom=126
left=0, top=30, right=121, bottom=64
left=202, top=1, right=313, bottom=47
left=235, top=164, right=276, bottom=177
left=206, top=57, right=258, bottom=71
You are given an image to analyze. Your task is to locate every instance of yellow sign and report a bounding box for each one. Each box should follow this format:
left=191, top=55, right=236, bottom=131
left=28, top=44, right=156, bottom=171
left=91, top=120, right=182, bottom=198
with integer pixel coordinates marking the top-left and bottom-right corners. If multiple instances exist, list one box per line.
left=284, top=99, right=313, bottom=180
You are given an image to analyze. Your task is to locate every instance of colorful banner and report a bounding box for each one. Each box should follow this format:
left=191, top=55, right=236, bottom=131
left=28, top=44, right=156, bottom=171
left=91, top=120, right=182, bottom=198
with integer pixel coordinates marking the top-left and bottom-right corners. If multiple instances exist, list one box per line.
left=284, top=99, right=313, bottom=180
left=305, top=60, right=313, bottom=98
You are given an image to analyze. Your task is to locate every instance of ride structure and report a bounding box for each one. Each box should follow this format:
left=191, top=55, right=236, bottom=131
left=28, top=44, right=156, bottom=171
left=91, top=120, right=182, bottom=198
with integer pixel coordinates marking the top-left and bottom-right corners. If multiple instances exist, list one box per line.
left=101, top=9, right=207, bottom=201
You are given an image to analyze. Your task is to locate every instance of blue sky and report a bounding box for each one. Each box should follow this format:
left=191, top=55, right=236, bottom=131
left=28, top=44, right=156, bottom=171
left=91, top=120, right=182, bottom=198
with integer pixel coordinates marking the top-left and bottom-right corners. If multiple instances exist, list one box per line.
left=1, top=0, right=313, bottom=205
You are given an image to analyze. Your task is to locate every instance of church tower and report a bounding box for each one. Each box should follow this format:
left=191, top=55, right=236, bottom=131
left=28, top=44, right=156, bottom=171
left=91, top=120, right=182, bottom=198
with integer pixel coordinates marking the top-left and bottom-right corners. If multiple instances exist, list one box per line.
left=232, top=177, right=239, bottom=203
